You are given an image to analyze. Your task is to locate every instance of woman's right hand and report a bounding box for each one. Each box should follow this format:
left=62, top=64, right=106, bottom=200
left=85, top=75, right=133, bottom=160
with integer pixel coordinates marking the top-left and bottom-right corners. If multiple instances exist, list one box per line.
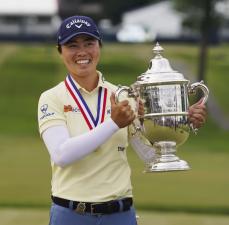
left=110, top=93, right=135, bottom=128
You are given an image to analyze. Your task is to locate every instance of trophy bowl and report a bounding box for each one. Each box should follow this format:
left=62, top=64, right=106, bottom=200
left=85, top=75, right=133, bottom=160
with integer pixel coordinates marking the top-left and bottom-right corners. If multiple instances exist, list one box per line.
left=115, top=43, right=209, bottom=172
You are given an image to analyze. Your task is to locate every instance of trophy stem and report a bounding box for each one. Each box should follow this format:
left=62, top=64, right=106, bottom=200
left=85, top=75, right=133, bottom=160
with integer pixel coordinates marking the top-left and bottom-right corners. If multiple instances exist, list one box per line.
left=145, top=141, right=190, bottom=172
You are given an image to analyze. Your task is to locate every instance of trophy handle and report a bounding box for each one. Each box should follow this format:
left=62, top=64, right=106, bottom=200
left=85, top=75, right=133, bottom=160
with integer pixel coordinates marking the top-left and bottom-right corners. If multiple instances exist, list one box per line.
left=115, top=85, right=141, bottom=135
left=115, top=85, right=137, bottom=103
left=188, top=80, right=209, bottom=104
left=188, top=81, right=209, bottom=134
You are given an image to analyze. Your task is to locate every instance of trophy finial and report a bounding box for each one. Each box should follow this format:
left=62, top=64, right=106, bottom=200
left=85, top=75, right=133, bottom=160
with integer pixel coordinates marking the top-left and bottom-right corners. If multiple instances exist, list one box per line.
left=153, top=42, right=164, bottom=58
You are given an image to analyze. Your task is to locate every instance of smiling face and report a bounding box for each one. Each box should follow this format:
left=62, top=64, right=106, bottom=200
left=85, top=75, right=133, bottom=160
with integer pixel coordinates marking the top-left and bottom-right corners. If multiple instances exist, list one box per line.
left=60, top=34, right=101, bottom=83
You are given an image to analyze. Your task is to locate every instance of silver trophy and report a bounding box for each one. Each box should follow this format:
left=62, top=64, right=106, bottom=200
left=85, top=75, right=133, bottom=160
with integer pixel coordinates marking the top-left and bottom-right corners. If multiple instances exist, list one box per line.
left=115, top=43, right=209, bottom=172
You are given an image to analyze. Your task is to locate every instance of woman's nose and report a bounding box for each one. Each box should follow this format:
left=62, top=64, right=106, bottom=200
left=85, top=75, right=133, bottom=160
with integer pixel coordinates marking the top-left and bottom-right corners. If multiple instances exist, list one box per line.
left=76, top=47, right=87, bottom=57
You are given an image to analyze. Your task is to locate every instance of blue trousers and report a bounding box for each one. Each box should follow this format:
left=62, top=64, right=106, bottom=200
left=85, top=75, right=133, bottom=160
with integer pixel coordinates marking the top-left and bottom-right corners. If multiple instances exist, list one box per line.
left=49, top=203, right=138, bottom=225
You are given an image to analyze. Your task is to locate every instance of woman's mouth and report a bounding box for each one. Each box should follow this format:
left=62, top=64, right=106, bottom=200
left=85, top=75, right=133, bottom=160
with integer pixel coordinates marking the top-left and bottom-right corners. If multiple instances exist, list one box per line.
left=76, top=59, right=90, bottom=64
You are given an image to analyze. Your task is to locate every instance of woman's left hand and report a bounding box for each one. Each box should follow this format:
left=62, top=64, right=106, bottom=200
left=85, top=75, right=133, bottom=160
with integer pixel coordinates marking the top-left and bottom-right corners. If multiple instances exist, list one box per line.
left=188, top=98, right=207, bottom=129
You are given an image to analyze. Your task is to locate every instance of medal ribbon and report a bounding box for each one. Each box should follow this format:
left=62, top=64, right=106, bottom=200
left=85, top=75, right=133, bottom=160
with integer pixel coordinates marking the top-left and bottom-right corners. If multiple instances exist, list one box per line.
left=65, top=75, right=107, bottom=130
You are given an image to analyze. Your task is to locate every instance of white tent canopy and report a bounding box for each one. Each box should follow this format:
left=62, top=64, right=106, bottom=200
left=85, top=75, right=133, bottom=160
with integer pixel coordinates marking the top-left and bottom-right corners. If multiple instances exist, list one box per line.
left=0, top=0, right=58, bottom=15
left=121, top=1, right=183, bottom=38
left=120, top=0, right=229, bottom=40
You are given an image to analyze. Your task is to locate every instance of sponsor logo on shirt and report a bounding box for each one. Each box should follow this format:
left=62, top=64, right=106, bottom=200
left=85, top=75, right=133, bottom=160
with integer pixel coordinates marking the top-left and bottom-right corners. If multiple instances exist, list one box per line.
left=118, top=146, right=125, bottom=152
left=64, top=105, right=80, bottom=113
left=107, top=108, right=111, bottom=115
left=40, top=104, right=55, bottom=120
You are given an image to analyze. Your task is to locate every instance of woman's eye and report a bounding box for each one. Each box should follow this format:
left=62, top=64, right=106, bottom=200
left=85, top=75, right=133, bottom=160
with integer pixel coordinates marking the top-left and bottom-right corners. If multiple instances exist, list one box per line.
left=65, top=43, right=78, bottom=48
left=69, top=44, right=77, bottom=48
left=86, top=42, right=94, bottom=46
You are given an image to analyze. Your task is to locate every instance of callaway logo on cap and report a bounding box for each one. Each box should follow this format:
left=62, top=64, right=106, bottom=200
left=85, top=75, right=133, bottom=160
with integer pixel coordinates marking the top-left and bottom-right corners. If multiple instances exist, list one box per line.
left=57, top=15, right=101, bottom=45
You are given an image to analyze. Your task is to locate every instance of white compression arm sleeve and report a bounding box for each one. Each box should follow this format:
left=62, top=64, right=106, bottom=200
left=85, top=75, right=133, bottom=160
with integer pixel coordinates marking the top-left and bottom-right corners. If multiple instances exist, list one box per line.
left=42, top=118, right=119, bottom=167
left=129, top=134, right=156, bottom=163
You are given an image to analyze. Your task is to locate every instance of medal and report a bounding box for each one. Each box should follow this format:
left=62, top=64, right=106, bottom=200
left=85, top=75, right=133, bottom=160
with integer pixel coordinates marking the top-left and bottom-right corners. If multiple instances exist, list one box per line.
left=65, top=75, right=107, bottom=130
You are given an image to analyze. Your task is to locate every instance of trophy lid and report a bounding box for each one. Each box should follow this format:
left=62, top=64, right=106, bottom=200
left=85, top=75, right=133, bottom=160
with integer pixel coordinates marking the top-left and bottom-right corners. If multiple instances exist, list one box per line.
left=137, top=42, right=188, bottom=84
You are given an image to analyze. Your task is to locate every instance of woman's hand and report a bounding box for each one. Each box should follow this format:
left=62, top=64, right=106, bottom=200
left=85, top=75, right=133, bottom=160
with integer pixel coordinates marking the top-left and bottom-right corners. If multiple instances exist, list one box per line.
left=188, top=98, right=207, bottom=129
left=110, top=93, right=135, bottom=128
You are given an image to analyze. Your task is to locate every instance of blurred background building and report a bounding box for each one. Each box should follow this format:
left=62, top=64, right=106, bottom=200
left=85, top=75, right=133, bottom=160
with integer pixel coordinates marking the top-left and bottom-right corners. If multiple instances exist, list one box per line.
left=0, top=0, right=60, bottom=41
left=0, top=0, right=228, bottom=43
left=117, top=0, right=229, bottom=43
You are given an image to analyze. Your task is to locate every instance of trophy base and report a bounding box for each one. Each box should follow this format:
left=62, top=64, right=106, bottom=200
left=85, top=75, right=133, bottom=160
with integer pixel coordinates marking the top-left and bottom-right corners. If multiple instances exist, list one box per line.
left=145, top=159, right=190, bottom=172
left=144, top=141, right=191, bottom=172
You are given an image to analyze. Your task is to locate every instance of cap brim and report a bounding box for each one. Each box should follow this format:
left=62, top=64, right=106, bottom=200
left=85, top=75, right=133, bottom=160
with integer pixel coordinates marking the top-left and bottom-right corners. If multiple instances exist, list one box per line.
left=59, top=32, right=101, bottom=45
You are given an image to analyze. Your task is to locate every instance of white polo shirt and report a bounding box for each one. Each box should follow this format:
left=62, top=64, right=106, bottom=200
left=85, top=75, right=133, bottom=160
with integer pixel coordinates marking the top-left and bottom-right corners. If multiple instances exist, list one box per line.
left=38, top=72, right=133, bottom=202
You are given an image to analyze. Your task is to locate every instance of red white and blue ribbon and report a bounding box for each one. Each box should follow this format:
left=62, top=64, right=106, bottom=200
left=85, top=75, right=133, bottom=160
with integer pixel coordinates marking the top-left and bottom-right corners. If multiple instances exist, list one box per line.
left=65, top=75, right=107, bottom=130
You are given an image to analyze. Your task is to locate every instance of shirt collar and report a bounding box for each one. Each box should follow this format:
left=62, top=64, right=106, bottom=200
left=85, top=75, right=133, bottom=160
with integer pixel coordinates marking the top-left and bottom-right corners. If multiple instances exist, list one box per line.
left=97, top=71, right=107, bottom=89
left=68, top=71, right=106, bottom=93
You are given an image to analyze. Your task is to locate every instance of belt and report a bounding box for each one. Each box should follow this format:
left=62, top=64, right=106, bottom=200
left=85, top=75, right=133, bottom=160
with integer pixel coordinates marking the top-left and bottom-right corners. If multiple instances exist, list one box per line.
left=51, top=196, right=133, bottom=215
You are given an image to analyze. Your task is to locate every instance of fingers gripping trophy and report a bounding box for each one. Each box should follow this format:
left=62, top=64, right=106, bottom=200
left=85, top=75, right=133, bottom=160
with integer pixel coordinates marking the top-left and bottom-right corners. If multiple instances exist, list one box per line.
left=115, top=43, right=209, bottom=172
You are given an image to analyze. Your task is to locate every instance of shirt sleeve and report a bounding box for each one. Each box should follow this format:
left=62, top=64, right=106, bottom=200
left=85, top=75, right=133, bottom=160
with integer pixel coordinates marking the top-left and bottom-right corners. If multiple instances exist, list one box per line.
left=38, top=90, right=66, bottom=135
left=42, top=118, right=119, bottom=167
left=128, top=119, right=156, bottom=163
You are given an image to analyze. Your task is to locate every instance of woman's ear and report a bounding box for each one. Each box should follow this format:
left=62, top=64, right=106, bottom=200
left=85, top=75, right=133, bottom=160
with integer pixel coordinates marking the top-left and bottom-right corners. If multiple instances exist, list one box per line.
left=57, top=45, right=62, bottom=54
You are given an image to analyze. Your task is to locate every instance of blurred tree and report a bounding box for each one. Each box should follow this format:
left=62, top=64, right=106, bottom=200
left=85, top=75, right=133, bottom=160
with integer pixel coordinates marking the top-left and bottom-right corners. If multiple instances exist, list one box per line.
left=173, top=0, right=224, bottom=83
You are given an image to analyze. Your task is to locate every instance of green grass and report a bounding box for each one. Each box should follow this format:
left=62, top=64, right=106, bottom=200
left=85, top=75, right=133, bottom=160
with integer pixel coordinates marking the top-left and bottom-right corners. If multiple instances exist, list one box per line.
left=0, top=43, right=60, bottom=135
left=0, top=134, right=228, bottom=214
left=129, top=150, right=229, bottom=214
left=0, top=209, right=49, bottom=225
left=208, top=45, right=229, bottom=115
left=0, top=42, right=228, bottom=216
left=0, top=135, right=50, bottom=207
